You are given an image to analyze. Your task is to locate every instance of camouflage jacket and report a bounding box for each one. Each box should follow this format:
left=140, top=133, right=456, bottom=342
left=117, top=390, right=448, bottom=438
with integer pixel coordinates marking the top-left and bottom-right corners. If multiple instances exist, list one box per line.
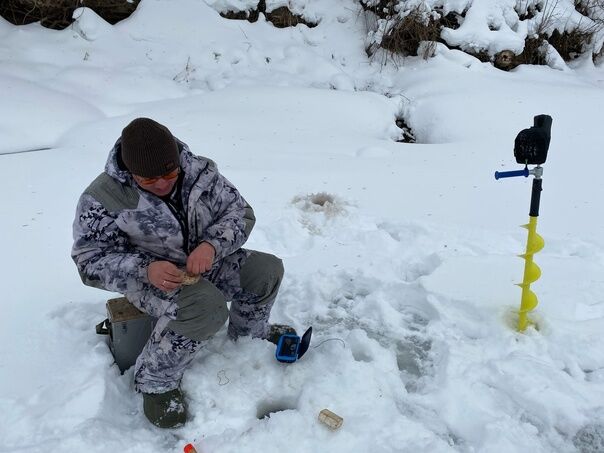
left=71, top=138, right=255, bottom=319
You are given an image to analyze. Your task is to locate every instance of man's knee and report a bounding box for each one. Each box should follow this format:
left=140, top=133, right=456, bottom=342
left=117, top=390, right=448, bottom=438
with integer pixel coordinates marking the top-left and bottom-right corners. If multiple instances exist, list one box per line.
left=240, top=252, right=284, bottom=300
left=168, top=280, right=229, bottom=341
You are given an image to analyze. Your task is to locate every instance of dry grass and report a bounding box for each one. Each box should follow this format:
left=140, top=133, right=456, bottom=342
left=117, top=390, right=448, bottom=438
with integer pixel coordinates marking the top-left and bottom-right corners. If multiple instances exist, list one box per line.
left=360, top=0, right=398, bottom=19
left=220, top=10, right=260, bottom=23
left=532, top=0, right=600, bottom=61
left=2, top=0, right=318, bottom=30
left=265, top=6, right=317, bottom=28
left=363, top=2, right=465, bottom=62
left=548, top=28, right=594, bottom=59
left=380, top=9, right=441, bottom=57
left=219, top=1, right=317, bottom=28
left=575, top=0, right=604, bottom=21
left=517, top=37, right=548, bottom=65
left=364, top=0, right=598, bottom=66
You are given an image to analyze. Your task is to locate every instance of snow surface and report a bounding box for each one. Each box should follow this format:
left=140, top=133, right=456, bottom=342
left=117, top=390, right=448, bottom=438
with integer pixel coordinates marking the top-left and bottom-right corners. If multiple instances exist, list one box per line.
left=1, top=1, right=604, bottom=452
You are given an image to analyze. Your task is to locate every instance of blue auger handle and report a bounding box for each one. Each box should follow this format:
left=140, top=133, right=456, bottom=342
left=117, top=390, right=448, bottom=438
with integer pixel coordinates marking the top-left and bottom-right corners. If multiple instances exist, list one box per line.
left=494, top=168, right=529, bottom=180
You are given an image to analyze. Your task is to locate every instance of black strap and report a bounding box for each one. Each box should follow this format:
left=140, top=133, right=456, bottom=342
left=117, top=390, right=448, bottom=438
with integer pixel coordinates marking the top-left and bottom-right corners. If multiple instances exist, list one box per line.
left=96, top=319, right=110, bottom=335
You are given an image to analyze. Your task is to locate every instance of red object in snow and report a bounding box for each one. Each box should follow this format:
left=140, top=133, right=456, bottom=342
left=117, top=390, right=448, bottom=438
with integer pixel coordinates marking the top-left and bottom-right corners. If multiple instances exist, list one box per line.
left=184, top=443, right=198, bottom=453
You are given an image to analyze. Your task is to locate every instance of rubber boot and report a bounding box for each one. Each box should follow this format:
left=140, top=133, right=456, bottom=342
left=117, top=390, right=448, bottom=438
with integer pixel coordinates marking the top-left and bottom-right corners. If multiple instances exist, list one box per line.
left=143, top=388, right=187, bottom=428
left=266, top=324, right=297, bottom=345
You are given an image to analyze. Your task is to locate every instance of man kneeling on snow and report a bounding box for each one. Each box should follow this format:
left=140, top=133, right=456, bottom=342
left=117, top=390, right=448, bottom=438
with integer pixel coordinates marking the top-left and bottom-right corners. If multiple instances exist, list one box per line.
left=71, top=118, right=294, bottom=428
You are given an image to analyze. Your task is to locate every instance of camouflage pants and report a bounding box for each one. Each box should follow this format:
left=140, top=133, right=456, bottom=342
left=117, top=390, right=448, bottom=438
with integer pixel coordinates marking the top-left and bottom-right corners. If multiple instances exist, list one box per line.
left=134, top=250, right=284, bottom=394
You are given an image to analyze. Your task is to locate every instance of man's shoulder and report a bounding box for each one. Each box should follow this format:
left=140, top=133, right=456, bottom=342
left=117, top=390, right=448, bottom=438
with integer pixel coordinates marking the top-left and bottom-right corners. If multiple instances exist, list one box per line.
left=191, top=154, right=217, bottom=171
left=83, top=172, right=139, bottom=212
left=178, top=141, right=218, bottom=174
left=182, top=154, right=220, bottom=183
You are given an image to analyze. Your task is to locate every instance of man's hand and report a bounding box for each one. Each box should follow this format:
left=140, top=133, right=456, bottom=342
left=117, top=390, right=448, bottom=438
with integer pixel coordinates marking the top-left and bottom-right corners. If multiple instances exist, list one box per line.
left=148, top=261, right=184, bottom=292
left=187, top=242, right=216, bottom=275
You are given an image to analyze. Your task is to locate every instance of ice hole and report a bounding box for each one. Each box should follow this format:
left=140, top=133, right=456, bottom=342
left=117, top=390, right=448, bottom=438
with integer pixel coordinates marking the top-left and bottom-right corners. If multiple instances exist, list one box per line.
left=256, top=397, right=298, bottom=419
left=307, top=192, right=336, bottom=207
left=292, top=192, right=347, bottom=217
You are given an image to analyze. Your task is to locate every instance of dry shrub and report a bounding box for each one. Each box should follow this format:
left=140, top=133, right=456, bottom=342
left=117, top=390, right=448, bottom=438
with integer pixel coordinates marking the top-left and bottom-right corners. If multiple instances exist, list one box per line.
left=220, top=10, right=260, bottom=23
left=574, top=0, right=604, bottom=22
left=363, top=1, right=464, bottom=59
left=363, top=0, right=601, bottom=67
left=380, top=10, right=441, bottom=56
left=518, top=7, right=538, bottom=20
left=465, top=49, right=491, bottom=62
left=265, top=6, right=317, bottom=28
left=547, top=28, right=594, bottom=59
left=531, top=0, right=599, bottom=61
left=517, top=37, right=548, bottom=65
left=0, top=0, right=140, bottom=29
left=575, top=0, right=604, bottom=60
left=219, top=1, right=317, bottom=28
left=439, top=11, right=462, bottom=30
left=575, top=0, right=592, bottom=16
left=360, top=0, right=398, bottom=18
left=490, top=37, right=548, bottom=70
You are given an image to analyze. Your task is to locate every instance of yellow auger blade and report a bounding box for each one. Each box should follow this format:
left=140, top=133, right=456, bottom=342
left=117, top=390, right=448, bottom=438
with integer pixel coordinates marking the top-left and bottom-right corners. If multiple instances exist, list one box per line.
left=527, top=232, right=544, bottom=254
left=516, top=216, right=543, bottom=332
left=520, top=289, right=539, bottom=312
left=522, top=261, right=541, bottom=284
left=517, top=289, right=538, bottom=332
left=517, top=312, right=534, bottom=332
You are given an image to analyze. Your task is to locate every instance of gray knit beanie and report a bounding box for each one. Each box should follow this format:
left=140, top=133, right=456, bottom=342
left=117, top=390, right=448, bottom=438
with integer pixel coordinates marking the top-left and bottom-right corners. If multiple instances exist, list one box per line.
left=121, top=118, right=180, bottom=177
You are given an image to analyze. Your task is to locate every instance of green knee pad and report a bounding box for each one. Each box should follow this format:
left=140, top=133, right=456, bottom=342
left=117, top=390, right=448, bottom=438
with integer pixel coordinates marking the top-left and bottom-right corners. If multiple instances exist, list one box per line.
left=168, top=279, right=228, bottom=341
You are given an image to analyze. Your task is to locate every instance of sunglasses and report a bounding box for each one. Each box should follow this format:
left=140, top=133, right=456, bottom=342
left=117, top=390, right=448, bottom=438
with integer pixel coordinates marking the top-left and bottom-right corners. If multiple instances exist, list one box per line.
left=136, top=168, right=180, bottom=185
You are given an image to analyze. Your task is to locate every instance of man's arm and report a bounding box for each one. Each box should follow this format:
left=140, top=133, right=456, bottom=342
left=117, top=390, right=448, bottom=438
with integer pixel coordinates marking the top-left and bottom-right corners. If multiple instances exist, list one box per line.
left=71, top=193, right=152, bottom=293
left=200, top=171, right=255, bottom=260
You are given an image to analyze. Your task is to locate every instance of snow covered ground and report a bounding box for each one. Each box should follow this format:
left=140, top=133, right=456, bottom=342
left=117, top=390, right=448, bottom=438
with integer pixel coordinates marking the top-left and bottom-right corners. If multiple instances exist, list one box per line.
left=1, top=1, right=604, bottom=452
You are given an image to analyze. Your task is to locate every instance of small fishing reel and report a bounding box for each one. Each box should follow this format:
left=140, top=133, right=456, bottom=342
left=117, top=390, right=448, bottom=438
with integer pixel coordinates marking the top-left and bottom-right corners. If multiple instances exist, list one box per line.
left=275, top=327, right=312, bottom=363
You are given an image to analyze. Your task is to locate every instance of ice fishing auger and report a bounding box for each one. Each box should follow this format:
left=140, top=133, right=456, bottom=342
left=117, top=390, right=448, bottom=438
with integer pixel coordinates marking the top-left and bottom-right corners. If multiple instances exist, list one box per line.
left=494, top=115, right=553, bottom=332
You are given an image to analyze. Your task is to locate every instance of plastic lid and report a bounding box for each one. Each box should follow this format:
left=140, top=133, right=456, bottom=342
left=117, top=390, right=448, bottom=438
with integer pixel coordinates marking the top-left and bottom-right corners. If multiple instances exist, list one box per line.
left=297, top=326, right=313, bottom=359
